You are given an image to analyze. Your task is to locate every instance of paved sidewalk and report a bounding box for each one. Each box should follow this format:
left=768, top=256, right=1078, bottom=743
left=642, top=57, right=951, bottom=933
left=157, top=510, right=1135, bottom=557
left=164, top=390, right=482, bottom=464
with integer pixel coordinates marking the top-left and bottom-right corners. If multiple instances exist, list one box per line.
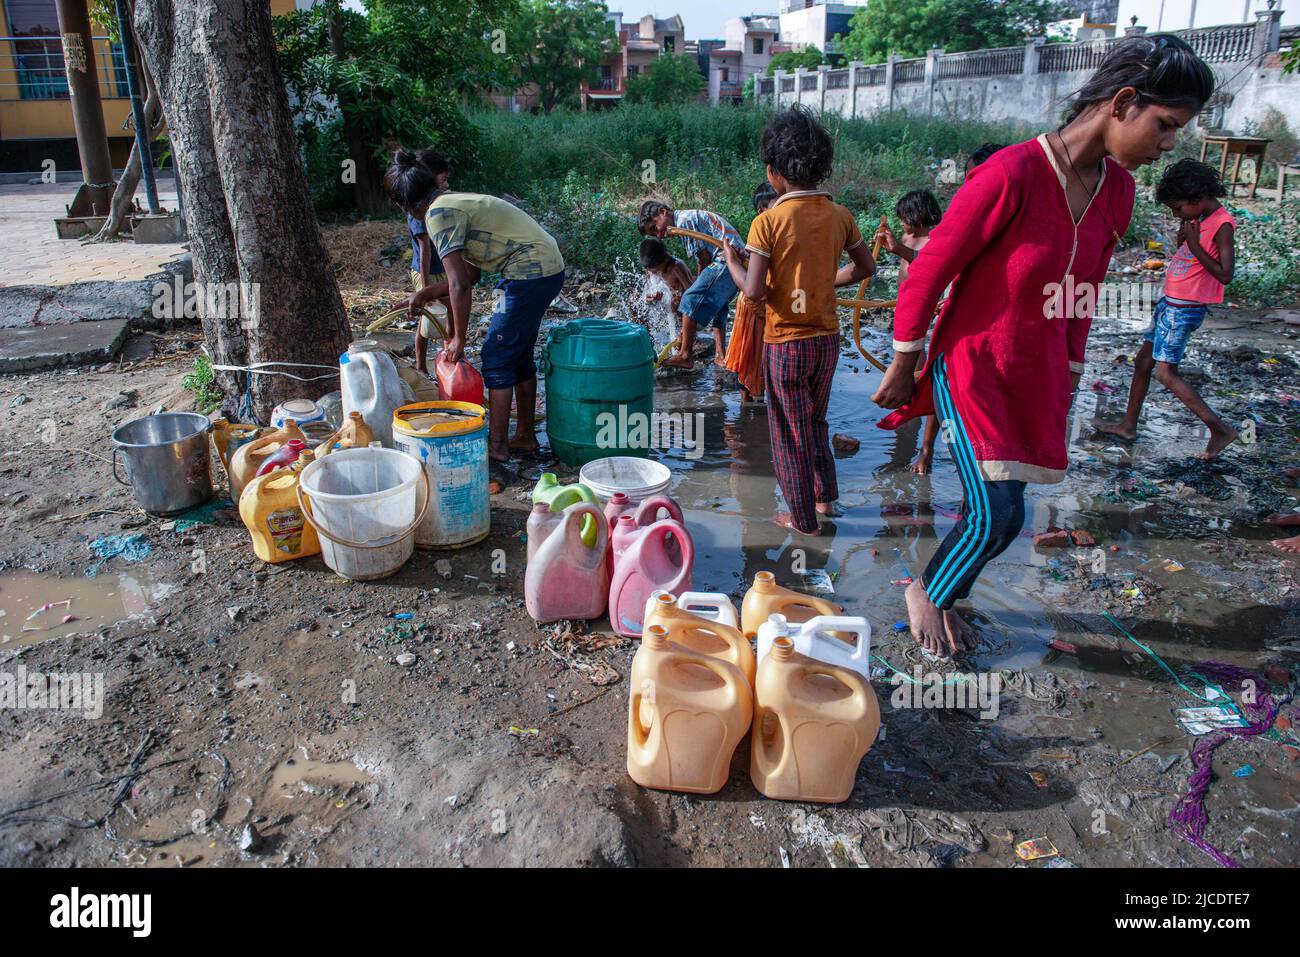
left=0, top=181, right=187, bottom=287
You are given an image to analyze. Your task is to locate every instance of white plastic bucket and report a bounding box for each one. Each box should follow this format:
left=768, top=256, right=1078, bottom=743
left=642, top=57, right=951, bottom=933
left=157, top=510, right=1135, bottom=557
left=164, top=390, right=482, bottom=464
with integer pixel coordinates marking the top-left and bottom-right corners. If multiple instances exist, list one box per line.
left=297, top=447, right=429, bottom=580
left=579, top=456, right=671, bottom=503
left=392, top=401, right=490, bottom=549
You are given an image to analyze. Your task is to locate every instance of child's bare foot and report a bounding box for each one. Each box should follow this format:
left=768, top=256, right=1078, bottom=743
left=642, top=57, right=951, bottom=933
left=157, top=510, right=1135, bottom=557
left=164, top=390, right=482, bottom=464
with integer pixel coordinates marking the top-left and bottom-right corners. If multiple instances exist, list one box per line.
left=508, top=433, right=540, bottom=454
left=908, top=451, right=933, bottom=475
left=1266, top=512, right=1300, bottom=527
left=663, top=353, right=695, bottom=370
left=1094, top=420, right=1138, bottom=440
left=904, top=580, right=947, bottom=657
left=773, top=512, right=820, bottom=535
left=942, top=609, right=979, bottom=654
left=1197, top=423, right=1238, bottom=460
left=815, top=501, right=841, bottom=517
left=488, top=442, right=511, bottom=463
left=1274, top=534, right=1300, bottom=555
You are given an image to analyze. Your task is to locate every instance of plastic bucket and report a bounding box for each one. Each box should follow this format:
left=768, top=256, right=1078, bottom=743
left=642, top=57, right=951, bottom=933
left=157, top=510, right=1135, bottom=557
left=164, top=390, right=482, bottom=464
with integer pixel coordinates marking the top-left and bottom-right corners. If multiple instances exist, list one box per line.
left=579, top=456, right=671, bottom=503
left=111, top=412, right=214, bottom=516
left=297, top=447, right=429, bottom=580
left=392, top=401, right=490, bottom=549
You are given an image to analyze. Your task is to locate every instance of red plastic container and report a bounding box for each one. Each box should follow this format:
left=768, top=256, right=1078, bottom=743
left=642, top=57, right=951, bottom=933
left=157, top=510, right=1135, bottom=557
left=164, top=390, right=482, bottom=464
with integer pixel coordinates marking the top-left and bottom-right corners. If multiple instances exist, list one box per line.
left=255, top=438, right=307, bottom=477
left=435, top=352, right=485, bottom=405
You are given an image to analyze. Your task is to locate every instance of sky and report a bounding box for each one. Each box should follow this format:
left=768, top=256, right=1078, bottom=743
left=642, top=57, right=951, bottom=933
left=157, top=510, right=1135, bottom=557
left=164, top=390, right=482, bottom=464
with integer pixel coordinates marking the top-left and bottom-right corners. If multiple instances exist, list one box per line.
left=620, top=2, right=784, bottom=41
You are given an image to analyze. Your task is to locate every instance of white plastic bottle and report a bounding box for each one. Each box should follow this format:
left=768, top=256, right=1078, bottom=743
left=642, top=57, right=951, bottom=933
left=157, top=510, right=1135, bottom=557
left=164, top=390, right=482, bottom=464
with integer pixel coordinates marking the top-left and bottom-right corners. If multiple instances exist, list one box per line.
left=756, top=614, right=872, bottom=678
left=340, top=340, right=407, bottom=448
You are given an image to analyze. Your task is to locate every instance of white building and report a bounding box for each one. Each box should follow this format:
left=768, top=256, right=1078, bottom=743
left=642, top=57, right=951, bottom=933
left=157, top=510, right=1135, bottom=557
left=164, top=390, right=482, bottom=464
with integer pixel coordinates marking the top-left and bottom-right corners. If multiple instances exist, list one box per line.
left=1114, top=0, right=1298, bottom=30
left=778, top=0, right=868, bottom=59
left=709, top=15, right=782, bottom=103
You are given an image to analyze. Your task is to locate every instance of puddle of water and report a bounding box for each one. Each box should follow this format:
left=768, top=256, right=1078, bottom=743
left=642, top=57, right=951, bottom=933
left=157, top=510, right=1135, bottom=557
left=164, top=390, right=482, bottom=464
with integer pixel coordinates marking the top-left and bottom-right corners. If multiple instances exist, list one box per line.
left=270, top=747, right=372, bottom=793
left=538, top=310, right=1293, bottom=684
left=0, top=570, right=163, bottom=649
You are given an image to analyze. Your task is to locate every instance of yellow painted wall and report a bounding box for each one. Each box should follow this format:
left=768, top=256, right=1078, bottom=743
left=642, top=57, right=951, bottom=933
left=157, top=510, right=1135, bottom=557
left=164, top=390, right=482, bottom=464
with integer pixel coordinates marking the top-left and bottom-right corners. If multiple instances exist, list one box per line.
left=2, top=0, right=301, bottom=144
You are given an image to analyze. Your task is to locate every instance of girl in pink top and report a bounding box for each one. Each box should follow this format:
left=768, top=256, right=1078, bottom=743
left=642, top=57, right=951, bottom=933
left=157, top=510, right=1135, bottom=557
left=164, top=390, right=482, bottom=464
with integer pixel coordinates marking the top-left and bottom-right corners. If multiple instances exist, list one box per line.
left=1098, top=159, right=1237, bottom=458
left=872, top=35, right=1216, bottom=657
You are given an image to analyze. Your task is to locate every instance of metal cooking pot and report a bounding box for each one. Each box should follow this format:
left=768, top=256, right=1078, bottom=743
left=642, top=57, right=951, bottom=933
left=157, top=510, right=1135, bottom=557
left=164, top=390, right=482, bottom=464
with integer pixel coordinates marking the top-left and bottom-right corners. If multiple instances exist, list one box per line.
left=111, top=412, right=214, bottom=516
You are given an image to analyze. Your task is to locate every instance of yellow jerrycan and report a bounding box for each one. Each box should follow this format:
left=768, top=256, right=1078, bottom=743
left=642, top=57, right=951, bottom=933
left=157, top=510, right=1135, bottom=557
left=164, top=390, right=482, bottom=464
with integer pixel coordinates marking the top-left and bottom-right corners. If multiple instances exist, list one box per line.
left=314, top=411, right=374, bottom=457
left=238, top=452, right=320, bottom=563
left=211, top=418, right=262, bottom=477
left=627, top=625, right=753, bottom=795
left=228, top=419, right=306, bottom=499
left=642, top=591, right=756, bottom=687
left=750, top=636, right=881, bottom=803
left=740, top=570, right=842, bottom=638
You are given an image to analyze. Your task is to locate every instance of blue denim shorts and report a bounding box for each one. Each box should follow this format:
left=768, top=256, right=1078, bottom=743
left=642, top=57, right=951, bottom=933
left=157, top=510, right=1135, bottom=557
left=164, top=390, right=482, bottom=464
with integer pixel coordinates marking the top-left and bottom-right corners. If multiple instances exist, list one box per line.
left=678, top=261, right=738, bottom=330
left=481, top=271, right=565, bottom=390
left=1143, top=297, right=1207, bottom=365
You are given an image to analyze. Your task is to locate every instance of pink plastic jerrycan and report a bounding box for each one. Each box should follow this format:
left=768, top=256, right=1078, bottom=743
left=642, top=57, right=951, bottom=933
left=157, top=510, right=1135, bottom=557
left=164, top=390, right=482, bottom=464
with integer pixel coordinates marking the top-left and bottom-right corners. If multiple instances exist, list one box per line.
left=609, top=519, right=695, bottom=637
left=634, top=494, right=683, bottom=527
left=604, top=492, right=634, bottom=576
left=435, top=351, right=486, bottom=405
left=525, top=503, right=609, bottom=623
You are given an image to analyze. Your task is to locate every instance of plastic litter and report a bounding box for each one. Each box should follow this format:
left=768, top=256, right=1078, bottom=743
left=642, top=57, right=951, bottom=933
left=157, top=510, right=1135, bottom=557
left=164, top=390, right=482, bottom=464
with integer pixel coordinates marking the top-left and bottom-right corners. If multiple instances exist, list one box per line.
left=87, top=534, right=152, bottom=577
left=1015, top=837, right=1059, bottom=861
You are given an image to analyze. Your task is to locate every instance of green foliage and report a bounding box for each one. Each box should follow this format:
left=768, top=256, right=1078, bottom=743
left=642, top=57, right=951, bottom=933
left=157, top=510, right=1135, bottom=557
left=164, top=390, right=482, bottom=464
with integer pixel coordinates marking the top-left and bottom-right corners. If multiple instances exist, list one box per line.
left=507, top=0, right=616, bottom=112
left=182, top=356, right=222, bottom=414
left=766, top=49, right=826, bottom=76
left=624, top=54, right=706, bottom=106
left=836, top=0, right=1066, bottom=62
left=1227, top=198, right=1300, bottom=305
left=465, top=103, right=1024, bottom=277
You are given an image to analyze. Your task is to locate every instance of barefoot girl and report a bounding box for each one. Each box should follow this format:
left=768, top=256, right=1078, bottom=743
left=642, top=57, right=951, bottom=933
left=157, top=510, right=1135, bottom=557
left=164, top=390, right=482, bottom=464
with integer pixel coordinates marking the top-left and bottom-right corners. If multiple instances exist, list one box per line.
left=872, top=35, right=1214, bottom=656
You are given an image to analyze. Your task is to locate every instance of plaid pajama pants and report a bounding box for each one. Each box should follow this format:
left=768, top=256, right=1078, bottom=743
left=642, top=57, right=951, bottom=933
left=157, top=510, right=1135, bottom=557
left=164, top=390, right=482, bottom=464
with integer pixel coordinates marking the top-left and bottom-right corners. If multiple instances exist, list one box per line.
left=764, top=333, right=840, bottom=534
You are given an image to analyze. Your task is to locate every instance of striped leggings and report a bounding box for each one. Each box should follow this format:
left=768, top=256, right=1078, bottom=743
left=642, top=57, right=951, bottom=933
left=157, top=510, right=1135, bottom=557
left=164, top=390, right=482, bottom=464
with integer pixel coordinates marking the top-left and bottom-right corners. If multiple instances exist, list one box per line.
left=765, top=333, right=839, bottom=534
left=921, top=354, right=1026, bottom=610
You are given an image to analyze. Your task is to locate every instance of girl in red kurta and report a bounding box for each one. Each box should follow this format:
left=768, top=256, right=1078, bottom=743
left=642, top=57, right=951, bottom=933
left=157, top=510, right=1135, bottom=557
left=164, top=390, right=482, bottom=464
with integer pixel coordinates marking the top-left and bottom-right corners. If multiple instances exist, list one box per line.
left=872, top=35, right=1216, bottom=657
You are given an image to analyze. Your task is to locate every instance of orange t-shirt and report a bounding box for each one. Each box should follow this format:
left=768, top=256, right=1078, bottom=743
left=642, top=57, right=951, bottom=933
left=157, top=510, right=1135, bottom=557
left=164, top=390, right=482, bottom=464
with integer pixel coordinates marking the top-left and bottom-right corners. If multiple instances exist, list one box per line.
left=1164, top=205, right=1235, bottom=305
left=745, top=191, right=864, bottom=344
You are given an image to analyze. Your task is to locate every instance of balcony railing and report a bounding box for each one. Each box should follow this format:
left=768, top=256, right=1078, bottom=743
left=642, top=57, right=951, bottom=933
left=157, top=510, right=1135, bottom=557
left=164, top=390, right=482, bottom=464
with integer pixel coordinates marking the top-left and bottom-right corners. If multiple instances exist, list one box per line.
left=1182, top=23, right=1254, bottom=62
left=893, top=57, right=925, bottom=83
left=589, top=76, right=622, bottom=92
left=0, top=35, right=129, bottom=103
left=936, top=45, right=1024, bottom=79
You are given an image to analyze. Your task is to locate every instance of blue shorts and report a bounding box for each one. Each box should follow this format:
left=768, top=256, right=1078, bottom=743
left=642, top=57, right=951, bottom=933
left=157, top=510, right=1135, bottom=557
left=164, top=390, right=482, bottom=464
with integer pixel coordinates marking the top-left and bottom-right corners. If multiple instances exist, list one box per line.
left=481, top=271, right=565, bottom=390
left=1143, top=297, right=1207, bottom=365
left=678, top=261, right=737, bottom=330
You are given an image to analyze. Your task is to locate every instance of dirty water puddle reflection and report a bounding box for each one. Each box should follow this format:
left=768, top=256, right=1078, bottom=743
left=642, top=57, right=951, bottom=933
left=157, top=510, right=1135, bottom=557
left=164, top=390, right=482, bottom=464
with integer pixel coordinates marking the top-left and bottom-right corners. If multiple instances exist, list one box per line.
left=0, top=570, right=170, bottom=649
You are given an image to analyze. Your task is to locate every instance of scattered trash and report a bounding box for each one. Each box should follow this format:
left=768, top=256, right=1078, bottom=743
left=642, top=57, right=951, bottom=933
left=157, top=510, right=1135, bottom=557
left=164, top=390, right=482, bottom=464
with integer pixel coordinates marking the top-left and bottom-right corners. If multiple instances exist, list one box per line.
left=1015, top=837, right=1059, bottom=861
left=395, top=653, right=416, bottom=667
left=1176, top=706, right=1249, bottom=736
left=587, top=663, right=620, bottom=686
left=1033, top=528, right=1072, bottom=548
left=831, top=433, right=860, bottom=454
left=1232, top=764, right=1255, bottom=777
left=508, top=726, right=539, bottom=737
left=800, top=568, right=835, bottom=595
left=1048, top=639, right=1077, bottom=655
left=892, top=621, right=908, bottom=632
left=889, top=577, right=913, bottom=586
left=87, top=534, right=152, bottom=576
left=239, top=823, right=263, bottom=853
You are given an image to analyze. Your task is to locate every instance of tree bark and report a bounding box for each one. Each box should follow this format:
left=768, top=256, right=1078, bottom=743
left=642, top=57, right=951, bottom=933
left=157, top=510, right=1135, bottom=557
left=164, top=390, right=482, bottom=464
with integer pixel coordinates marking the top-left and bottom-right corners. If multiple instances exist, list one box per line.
left=134, top=0, right=350, bottom=422
left=328, top=5, right=387, bottom=216
left=87, top=85, right=162, bottom=243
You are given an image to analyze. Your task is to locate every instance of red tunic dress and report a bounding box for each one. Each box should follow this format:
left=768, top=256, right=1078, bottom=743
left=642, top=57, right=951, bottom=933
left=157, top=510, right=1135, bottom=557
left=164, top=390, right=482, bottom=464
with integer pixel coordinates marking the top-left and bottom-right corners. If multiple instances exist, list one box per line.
left=880, top=136, right=1135, bottom=484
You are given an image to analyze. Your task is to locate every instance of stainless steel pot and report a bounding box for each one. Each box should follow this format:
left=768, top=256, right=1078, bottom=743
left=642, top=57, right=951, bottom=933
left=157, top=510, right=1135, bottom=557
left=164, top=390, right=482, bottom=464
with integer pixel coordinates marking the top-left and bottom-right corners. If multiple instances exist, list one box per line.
left=111, top=412, right=214, bottom=515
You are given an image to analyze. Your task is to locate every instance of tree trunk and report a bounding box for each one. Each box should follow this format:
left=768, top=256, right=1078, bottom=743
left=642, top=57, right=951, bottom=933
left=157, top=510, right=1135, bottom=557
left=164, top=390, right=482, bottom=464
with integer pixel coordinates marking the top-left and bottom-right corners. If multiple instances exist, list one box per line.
left=87, top=85, right=162, bottom=243
left=328, top=5, right=387, bottom=216
left=134, top=0, right=351, bottom=422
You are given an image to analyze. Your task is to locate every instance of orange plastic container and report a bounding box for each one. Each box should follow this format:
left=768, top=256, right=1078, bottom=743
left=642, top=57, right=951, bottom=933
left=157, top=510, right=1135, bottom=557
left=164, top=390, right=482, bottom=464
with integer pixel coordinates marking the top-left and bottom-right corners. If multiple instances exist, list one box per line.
left=228, top=419, right=306, bottom=499
left=750, top=636, right=880, bottom=803
left=315, top=411, right=374, bottom=457
left=642, top=592, right=756, bottom=686
left=627, top=625, right=753, bottom=795
left=740, top=570, right=843, bottom=638
left=238, top=453, right=320, bottom=564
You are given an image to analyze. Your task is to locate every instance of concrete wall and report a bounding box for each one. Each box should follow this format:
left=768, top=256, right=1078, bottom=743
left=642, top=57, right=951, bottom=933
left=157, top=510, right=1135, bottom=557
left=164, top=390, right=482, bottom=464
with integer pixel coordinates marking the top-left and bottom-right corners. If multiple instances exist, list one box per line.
left=761, top=15, right=1300, bottom=139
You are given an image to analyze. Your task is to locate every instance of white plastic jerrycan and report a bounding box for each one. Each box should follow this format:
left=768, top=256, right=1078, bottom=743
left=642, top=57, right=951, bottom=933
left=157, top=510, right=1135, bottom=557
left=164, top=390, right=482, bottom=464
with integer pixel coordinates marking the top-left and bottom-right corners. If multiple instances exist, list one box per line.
left=643, top=590, right=739, bottom=630
left=756, top=614, right=872, bottom=678
left=340, top=340, right=410, bottom=448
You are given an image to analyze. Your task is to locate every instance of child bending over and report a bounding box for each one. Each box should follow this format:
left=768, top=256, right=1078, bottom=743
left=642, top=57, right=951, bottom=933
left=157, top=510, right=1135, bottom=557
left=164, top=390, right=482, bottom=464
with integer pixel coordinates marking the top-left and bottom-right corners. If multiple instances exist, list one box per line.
left=1097, top=159, right=1237, bottom=459
left=723, top=106, right=876, bottom=534
left=638, top=237, right=693, bottom=329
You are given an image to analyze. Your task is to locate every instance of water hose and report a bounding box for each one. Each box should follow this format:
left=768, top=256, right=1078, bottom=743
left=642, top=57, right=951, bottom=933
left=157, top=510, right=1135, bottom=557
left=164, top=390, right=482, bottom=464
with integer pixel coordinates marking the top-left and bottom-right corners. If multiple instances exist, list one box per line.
left=366, top=305, right=449, bottom=339
left=666, top=225, right=892, bottom=372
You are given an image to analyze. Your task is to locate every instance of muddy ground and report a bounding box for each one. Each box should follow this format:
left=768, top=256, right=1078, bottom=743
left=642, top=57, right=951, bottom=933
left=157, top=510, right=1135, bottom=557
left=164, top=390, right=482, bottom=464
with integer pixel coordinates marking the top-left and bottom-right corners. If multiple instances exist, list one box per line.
left=2, top=262, right=1299, bottom=868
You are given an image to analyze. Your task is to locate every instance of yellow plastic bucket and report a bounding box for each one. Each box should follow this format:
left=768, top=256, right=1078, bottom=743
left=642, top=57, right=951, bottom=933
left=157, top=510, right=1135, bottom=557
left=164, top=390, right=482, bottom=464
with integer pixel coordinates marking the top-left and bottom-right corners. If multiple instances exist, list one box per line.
left=392, top=401, right=490, bottom=549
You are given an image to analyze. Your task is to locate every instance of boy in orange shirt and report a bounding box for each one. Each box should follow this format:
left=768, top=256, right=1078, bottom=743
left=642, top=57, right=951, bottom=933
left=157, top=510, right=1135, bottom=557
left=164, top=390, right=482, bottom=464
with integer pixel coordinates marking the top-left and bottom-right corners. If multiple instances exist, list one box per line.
left=723, top=107, right=877, bottom=534
left=1098, top=159, right=1237, bottom=459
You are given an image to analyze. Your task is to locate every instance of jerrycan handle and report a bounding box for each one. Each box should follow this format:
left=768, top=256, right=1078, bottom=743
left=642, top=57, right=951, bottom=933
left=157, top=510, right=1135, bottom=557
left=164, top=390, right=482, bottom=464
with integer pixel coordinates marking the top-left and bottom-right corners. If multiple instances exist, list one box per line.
left=635, top=494, right=683, bottom=527
left=641, top=520, right=694, bottom=582
left=805, top=616, right=871, bottom=670
left=564, top=503, right=608, bottom=558
left=675, top=591, right=737, bottom=627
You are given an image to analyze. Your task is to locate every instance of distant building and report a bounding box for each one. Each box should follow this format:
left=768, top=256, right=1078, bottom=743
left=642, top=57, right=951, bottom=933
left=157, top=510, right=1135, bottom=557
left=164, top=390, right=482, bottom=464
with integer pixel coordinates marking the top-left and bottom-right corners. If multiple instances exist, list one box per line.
left=777, top=0, right=866, bottom=60
left=709, top=15, right=781, bottom=104
left=1115, top=0, right=1299, bottom=30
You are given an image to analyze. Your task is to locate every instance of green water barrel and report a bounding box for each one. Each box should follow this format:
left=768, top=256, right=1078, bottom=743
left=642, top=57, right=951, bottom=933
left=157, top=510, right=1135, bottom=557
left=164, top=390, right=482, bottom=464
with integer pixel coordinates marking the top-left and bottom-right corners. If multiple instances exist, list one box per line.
left=542, top=318, right=655, bottom=467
